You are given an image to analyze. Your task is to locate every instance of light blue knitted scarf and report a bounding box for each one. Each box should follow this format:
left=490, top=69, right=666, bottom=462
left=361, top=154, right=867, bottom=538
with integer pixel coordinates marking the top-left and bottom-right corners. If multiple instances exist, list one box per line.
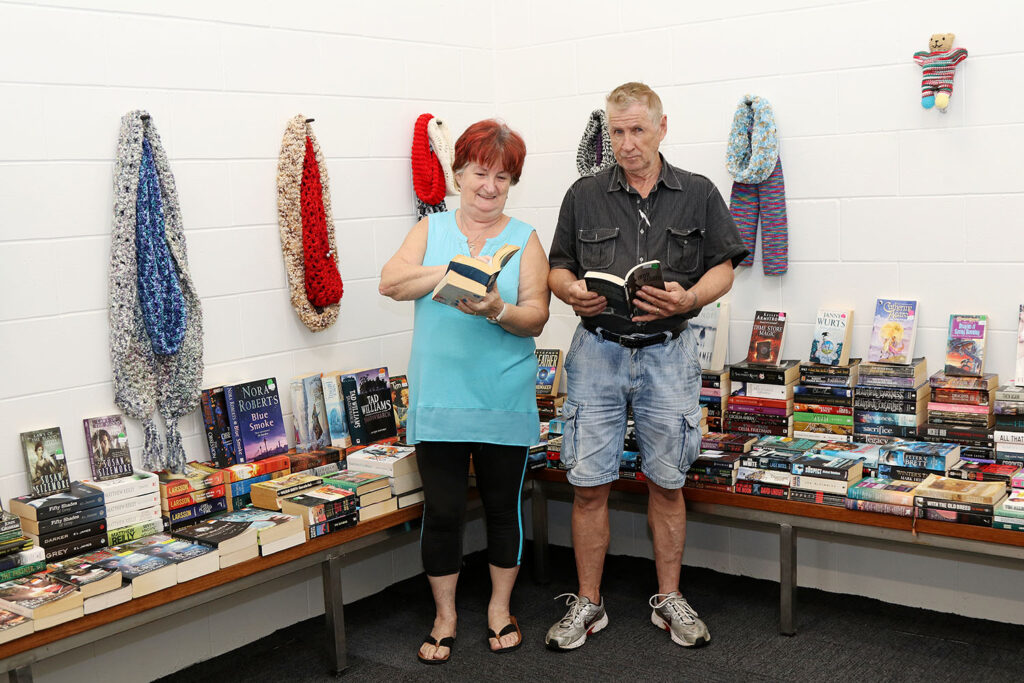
left=726, top=95, right=779, bottom=184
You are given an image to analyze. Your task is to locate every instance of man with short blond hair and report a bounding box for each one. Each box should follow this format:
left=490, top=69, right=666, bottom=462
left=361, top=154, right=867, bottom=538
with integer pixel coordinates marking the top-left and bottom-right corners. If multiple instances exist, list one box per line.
left=545, top=82, right=748, bottom=651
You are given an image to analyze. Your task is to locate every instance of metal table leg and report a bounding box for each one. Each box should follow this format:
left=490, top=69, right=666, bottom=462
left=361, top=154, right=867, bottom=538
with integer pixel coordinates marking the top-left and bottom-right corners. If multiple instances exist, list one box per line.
left=8, top=666, right=32, bottom=683
left=322, top=554, right=347, bottom=675
left=779, top=523, right=797, bottom=636
left=531, top=481, right=551, bottom=584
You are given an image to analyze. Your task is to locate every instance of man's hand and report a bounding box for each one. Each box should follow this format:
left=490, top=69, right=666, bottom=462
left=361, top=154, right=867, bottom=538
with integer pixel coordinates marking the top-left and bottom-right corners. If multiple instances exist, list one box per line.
left=631, top=282, right=698, bottom=322
left=565, top=280, right=607, bottom=317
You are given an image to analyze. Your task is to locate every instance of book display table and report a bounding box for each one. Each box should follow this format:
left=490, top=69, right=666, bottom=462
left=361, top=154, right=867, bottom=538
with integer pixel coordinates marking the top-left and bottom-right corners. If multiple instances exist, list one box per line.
left=527, top=469, right=1024, bottom=635
left=0, top=504, right=444, bottom=682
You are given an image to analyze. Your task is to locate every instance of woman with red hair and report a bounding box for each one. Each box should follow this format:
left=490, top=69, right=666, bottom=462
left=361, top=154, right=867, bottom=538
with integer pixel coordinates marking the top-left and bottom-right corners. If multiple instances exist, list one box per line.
left=381, top=119, right=550, bottom=663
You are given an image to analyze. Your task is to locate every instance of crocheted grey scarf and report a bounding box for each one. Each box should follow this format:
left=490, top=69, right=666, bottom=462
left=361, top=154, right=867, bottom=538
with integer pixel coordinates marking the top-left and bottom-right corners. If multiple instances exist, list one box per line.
left=576, top=109, right=615, bottom=176
left=109, top=111, right=204, bottom=473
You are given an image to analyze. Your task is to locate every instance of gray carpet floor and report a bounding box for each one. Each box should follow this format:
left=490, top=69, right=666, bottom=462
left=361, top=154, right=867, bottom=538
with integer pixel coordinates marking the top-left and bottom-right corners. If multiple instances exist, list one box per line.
left=157, top=544, right=1024, bottom=681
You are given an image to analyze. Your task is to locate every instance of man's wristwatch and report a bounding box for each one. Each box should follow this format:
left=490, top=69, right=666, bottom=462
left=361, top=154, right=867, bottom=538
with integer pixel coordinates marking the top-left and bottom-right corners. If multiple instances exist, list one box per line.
left=486, top=303, right=508, bottom=324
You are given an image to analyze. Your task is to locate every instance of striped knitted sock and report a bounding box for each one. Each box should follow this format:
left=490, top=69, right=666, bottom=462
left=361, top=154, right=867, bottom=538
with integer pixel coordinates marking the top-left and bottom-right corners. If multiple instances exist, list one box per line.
left=729, top=180, right=760, bottom=267
left=758, top=158, right=788, bottom=276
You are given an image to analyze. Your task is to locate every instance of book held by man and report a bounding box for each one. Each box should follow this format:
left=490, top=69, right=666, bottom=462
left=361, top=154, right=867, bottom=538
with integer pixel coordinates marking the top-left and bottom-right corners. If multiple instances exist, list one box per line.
left=583, top=260, right=665, bottom=320
left=432, top=243, right=520, bottom=307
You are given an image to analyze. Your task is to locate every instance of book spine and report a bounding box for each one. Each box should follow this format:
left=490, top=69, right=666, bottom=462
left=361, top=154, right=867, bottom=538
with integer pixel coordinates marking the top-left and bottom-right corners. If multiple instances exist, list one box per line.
left=682, top=481, right=733, bottom=493
left=164, top=484, right=227, bottom=511
left=36, top=505, right=107, bottom=534
left=857, top=376, right=919, bottom=389
left=790, top=475, right=849, bottom=494
left=855, top=399, right=923, bottom=413
left=106, top=518, right=164, bottom=546
left=201, top=389, right=220, bottom=463
left=919, top=506, right=993, bottom=527
left=933, top=388, right=991, bottom=405
left=686, top=472, right=734, bottom=486
left=725, top=411, right=790, bottom=425
left=945, top=468, right=1010, bottom=484
left=861, top=363, right=919, bottom=378
left=792, top=403, right=854, bottom=416
left=789, top=488, right=846, bottom=506
left=875, top=464, right=931, bottom=482
left=37, top=519, right=107, bottom=548
left=738, top=456, right=793, bottom=472
left=734, top=480, right=789, bottom=499
left=731, top=367, right=791, bottom=384
left=689, top=464, right=737, bottom=478
left=844, top=498, right=914, bottom=516
left=855, top=412, right=922, bottom=427
left=727, top=396, right=791, bottom=409
left=44, top=533, right=108, bottom=562
left=995, top=388, right=1024, bottom=402
left=224, top=384, right=246, bottom=463
left=854, top=423, right=919, bottom=438
left=792, top=412, right=854, bottom=426
left=847, top=485, right=915, bottom=506
left=928, top=402, right=990, bottom=415
left=914, top=495, right=998, bottom=515
left=33, top=491, right=105, bottom=521
left=995, top=430, right=1024, bottom=445
left=230, top=474, right=272, bottom=497
left=105, top=494, right=160, bottom=518
left=0, top=561, right=46, bottom=583
left=163, top=497, right=229, bottom=530
left=727, top=404, right=790, bottom=417
left=340, top=376, right=369, bottom=446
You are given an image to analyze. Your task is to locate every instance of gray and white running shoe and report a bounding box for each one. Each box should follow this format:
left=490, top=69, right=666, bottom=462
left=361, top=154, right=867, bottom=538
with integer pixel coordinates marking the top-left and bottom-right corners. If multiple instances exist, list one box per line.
left=649, top=592, right=710, bottom=647
left=545, top=593, right=608, bottom=651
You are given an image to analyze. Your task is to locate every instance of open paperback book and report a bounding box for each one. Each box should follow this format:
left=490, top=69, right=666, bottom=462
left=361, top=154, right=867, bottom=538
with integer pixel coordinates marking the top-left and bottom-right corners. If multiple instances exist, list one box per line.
left=583, top=260, right=665, bottom=319
left=432, top=243, right=520, bottom=307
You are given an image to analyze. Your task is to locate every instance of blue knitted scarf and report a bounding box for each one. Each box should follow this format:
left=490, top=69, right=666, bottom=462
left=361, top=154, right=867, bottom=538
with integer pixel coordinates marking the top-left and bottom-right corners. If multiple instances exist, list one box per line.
left=726, top=95, right=779, bottom=184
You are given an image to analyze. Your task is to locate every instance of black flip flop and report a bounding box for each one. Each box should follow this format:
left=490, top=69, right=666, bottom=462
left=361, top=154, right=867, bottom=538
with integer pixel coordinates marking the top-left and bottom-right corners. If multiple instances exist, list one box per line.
left=418, top=634, right=456, bottom=665
left=487, top=615, right=523, bottom=653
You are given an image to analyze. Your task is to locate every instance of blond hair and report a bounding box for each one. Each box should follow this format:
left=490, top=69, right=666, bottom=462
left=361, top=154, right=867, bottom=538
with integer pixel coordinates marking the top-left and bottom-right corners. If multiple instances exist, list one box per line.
left=606, top=82, right=664, bottom=123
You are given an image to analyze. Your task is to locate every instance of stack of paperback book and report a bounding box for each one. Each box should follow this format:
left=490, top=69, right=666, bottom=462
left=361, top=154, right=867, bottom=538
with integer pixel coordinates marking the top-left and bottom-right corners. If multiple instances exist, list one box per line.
left=280, top=484, right=358, bottom=540
left=726, top=360, right=799, bottom=438
left=292, top=372, right=333, bottom=453
left=0, top=572, right=84, bottom=630
left=345, top=443, right=421, bottom=513
left=158, top=466, right=227, bottom=532
left=172, top=518, right=260, bottom=568
left=994, top=486, right=1024, bottom=531
left=876, top=441, right=960, bottom=483
left=700, top=368, right=730, bottom=433
left=794, top=361, right=859, bottom=442
left=288, top=446, right=343, bottom=478
left=249, top=472, right=323, bottom=511
left=913, top=473, right=1007, bottom=527
left=734, top=448, right=796, bottom=500
left=0, top=609, right=34, bottom=645
left=921, top=371, right=997, bottom=462
left=10, top=483, right=108, bottom=562
left=809, top=441, right=882, bottom=477
left=700, top=433, right=757, bottom=455
left=82, top=472, right=162, bottom=547
left=684, top=451, right=739, bottom=492
left=216, top=454, right=292, bottom=510
left=992, top=385, right=1024, bottom=467
left=788, top=453, right=864, bottom=506
left=215, top=508, right=304, bottom=556
left=845, top=477, right=919, bottom=517
left=322, top=367, right=399, bottom=448
left=620, top=426, right=642, bottom=481
left=0, top=513, right=44, bottom=584
left=854, top=358, right=929, bottom=444
left=323, top=471, right=394, bottom=522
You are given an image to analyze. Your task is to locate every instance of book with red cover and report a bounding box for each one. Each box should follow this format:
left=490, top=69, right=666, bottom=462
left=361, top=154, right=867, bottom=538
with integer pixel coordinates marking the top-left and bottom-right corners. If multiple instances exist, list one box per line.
left=746, top=311, right=787, bottom=366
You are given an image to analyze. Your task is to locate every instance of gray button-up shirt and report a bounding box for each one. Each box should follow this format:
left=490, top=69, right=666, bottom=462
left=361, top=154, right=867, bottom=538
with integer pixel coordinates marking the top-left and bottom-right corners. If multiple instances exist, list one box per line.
left=549, top=156, right=749, bottom=335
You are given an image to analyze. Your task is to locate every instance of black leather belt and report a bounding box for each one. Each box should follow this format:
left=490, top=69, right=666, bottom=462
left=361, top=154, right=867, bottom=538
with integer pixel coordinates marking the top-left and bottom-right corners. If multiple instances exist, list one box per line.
left=582, top=321, right=687, bottom=349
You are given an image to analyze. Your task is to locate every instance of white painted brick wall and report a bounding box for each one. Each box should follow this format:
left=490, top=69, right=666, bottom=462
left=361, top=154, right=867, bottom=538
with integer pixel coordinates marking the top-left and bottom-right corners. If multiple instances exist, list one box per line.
left=3, top=2, right=1024, bottom=680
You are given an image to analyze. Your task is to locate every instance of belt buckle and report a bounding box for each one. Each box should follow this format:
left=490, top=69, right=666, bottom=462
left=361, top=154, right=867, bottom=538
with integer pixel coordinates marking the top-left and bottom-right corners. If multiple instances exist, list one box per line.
left=619, top=332, right=647, bottom=349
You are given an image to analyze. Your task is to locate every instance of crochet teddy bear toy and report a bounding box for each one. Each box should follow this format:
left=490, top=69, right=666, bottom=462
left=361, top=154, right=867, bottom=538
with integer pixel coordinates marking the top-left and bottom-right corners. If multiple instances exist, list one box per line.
left=913, top=33, right=967, bottom=112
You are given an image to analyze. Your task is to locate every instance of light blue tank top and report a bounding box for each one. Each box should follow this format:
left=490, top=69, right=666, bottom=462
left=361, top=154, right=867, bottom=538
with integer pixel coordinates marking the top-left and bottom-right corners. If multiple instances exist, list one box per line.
left=406, top=211, right=540, bottom=447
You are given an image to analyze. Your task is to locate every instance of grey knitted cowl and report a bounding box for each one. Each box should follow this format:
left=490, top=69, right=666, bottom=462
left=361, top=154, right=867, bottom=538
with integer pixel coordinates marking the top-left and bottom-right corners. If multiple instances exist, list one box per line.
left=576, top=109, right=615, bottom=176
left=109, top=111, right=204, bottom=473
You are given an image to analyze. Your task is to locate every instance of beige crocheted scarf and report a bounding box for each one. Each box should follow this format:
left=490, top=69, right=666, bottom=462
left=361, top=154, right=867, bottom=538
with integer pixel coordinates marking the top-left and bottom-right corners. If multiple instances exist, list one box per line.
left=276, top=114, right=341, bottom=332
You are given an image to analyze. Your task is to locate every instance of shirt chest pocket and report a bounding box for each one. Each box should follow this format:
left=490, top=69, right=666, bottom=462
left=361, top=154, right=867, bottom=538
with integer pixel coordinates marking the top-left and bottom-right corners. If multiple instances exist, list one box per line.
left=666, top=226, right=704, bottom=274
left=577, top=227, right=619, bottom=271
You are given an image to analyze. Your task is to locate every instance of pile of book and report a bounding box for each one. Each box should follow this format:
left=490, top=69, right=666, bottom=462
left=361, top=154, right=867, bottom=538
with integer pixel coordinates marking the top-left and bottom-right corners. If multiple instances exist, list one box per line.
left=854, top=358, right=928, bottom=444
left=920, top=372, right=997, bottom=462
left=0, top=572, right=84, bottom=633
left=726, top=360, right=798, bottom=438
left=620, top=426, right=641, bottom=480
left=846, top=476, right=919, bottom=517
left=0, top=513, right=43, bottom=584
left=158, top=466, right=227, bottom=532
left=913, top=473, right=1007, bottom=527
left=789, top=449, right=865, bottom=507
left=794, top=360, right=859, bottom=442
left=11, top=483, right=108, bottom=562
left=685, top=451, right=739, bottom=492
left=250, top=472, right=324, bottom=511
left=345, top=442, right=421, bottom=515
left=288, top=446, right=343, bottom=478
left=700, top=368, right=729, bottom=433
left=994, top=472, right=1024, bottom=531
left=281, top=482, right=358, bottom=541
left=83, top=472, right=162, bottom=547
left=877, top=441, right=960, bottom=484
left=218, top=455, right=292, bottom=510
left=993, top=385, right=1024, bottom=468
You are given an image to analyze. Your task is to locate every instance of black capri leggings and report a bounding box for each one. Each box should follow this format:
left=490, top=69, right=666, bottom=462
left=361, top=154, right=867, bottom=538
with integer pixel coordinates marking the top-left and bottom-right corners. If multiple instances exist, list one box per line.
left=416, top=441, right=529, bottom=577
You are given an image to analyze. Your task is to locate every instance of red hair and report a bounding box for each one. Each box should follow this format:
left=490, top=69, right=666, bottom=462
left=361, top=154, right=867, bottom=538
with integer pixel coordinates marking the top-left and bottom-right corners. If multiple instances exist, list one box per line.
left=453, top=120, right=526, bottom=185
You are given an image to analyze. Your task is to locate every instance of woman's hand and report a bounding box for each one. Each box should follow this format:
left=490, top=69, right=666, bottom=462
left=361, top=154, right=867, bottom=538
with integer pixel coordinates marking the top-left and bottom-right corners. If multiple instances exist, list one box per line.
left=455, top=287, right=503, bottom=319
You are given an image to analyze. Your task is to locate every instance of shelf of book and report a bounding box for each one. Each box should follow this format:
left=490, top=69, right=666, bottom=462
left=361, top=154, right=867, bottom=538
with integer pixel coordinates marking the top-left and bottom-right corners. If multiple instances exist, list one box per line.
left=0, top=503, right=428, bottom=674
left=527, top=469, right=1024, bottom=635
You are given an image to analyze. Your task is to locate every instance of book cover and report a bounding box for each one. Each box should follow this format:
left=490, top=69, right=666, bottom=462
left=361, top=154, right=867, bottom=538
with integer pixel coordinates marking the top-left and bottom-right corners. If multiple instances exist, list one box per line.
left=746, top=311, right=787, bottom=366
left=690, top=301, right=730, bottom=371
left=224, top=377, right=289, bottom=463
left=583, top=260, right=665, bottom=320
left=432, top=244, right=521, bottom=307
left=321, top=372, right=352, bottom=448
left=1016, top=304, right=1024, bottom=386
left=302, top=374, right=330, bottom=451
left=389, top=375, right=410, bottom=435
left=339, top=368, right=397, bottom=443
left=200, top=387, right=235, bottom=468
left=9, top=483, right=104, bottom=522
left=171, top=520, right=258, bottom=552
left=20, top=427, right=71, bottom=497
left=82, top=415, right=134, bottom=481
left=0, top=574, right=80, bottom=617
left=809, top=309, right=853, bottom=366
left=534, top=349, right=564, bottom=396
left=868, top=299, right=918, bottom=365
left=93, top=546, right=174, bottom=582
left=290, top=376, right=309, bottom=453
left=944, top=314, right=987, bottom=377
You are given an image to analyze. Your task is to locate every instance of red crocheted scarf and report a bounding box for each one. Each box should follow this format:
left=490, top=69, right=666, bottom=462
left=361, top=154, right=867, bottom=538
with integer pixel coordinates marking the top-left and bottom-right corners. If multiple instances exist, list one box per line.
left=411, top=113, right=446, bottom=205
left=301, top=136, right=343, bottom=307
